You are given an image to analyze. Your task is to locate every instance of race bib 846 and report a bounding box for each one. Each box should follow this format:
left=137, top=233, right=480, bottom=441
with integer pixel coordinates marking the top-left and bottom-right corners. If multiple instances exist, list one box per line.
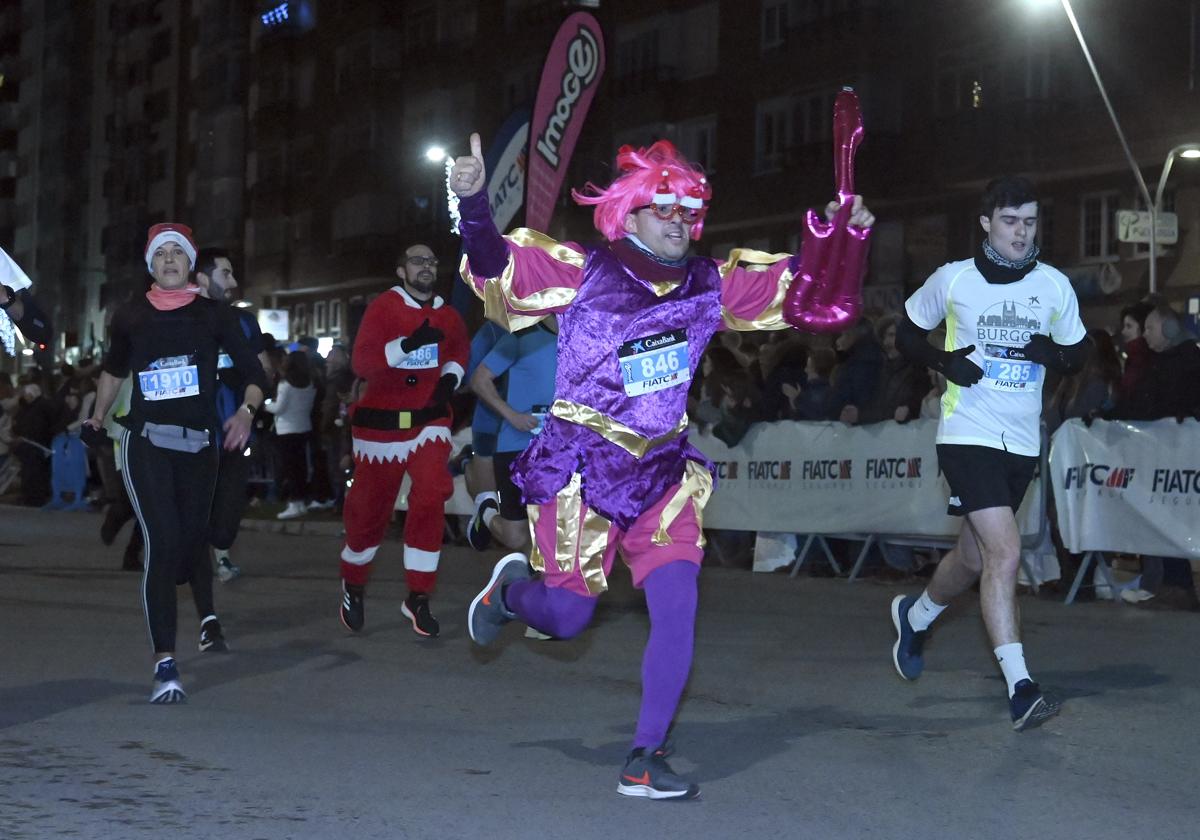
left=618, top=329, right=690, bottom=397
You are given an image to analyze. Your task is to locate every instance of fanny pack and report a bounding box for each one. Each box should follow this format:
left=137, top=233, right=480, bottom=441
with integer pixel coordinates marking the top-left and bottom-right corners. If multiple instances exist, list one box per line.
left=141, top=421, right=210, bottom=453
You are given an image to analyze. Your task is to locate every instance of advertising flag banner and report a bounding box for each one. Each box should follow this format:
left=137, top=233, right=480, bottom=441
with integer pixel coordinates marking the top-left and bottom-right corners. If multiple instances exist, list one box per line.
left=485, top=108, right=530, bottom=234
left=525, top=12, right=605, bottom=233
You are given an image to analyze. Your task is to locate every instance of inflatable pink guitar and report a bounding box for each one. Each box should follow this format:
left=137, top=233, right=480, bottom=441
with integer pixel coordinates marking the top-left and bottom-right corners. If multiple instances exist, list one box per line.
left=782, top=87, right=871, bottom=332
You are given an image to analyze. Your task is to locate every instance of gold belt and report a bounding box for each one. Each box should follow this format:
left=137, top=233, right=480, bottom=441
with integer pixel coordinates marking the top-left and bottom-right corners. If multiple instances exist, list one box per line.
left=549, top=398, right=687, bottom=460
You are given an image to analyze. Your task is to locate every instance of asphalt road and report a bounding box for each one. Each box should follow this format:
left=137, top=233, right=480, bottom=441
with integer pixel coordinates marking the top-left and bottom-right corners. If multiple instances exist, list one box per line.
left=1, top=506, right=1196, bottom=839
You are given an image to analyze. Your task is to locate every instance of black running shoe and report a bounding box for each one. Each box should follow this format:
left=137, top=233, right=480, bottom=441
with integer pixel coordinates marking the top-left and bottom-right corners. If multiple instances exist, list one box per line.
left=100, top=508, right=121, bottom=546
left=340, top=581, right=365, bottom=632
left=150, top=658, right=186, bottom=704
left=617, top=747, right=699, bottom=800
left=198, top=617, right=229, bottom=653
left=467, top=498, right=498, bottom=551
left=1010, top=679, right=1061, bottom=731
left=121, top=547, right=143, bottom=572
left=401, top=592, right=440, bottom=638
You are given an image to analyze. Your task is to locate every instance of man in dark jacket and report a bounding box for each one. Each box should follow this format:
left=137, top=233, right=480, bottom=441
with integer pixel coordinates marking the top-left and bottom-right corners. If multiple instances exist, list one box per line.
left=1110, top=302, right=1200, bottom=422
left=12, top=380, right=55, bottom=505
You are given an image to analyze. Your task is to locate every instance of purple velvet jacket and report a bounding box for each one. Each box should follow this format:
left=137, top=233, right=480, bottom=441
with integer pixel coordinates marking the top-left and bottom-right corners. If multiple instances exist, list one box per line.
left=458, top=191, right=794, bottom=529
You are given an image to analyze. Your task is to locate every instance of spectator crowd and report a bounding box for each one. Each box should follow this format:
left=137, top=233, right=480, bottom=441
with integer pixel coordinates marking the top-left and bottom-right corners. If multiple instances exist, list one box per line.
left=3, top=295, right=1198, bottom=604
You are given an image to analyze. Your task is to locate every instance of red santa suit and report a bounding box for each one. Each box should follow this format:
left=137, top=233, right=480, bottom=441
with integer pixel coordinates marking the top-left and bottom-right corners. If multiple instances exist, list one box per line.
left=340, top=284, right=468, bottom=594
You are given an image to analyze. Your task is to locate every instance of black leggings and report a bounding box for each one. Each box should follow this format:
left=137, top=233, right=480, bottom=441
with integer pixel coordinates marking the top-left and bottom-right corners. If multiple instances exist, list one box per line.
left=274, top=432, right=310, bottom=503
left=120, top=428, right=219, bottom=654
left=209, top=444, right=251, bottom=551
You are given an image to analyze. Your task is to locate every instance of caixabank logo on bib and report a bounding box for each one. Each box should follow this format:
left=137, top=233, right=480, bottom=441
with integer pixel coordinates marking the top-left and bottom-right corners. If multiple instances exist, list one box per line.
left=1062, top=463, right=1136, bottom=497
left=864, top=456, right=923, bottom=489
left=976, top=300, right=1041, bottom=344
left=797, top=458, right=853, bottom=490
left=1149, top=466, right=1200, bottom=506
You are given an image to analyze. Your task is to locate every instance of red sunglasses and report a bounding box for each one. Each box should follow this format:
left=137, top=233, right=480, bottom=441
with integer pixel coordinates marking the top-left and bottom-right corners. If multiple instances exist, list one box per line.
left=636, top=202, right=707, bottom=224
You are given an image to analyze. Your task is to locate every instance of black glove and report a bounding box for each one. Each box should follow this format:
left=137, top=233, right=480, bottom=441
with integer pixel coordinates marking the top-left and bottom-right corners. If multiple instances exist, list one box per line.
left=1021, top=333, right=1057, bottom=366
left=938, top=345, right=984, bottom=387
left=428, top=373, right=458, bottom=407
left=80, top=423, right=110, bottom=449
left=400, top=318, right=444, bottom=354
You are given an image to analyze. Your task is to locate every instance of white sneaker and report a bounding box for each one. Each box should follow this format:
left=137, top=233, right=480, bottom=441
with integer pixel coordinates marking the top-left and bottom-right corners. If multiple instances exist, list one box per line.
left=276, top=501, right=306, bottom=520
left=524, top=625, right=553, bottom=641
left=307, top=499, right=335, bottom=511
left=1120, top=588, right=1155, bottom=604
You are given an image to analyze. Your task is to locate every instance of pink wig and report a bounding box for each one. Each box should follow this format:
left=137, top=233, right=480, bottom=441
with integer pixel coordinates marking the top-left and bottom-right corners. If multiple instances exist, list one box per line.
left=571, top=140, right=712, bottom=242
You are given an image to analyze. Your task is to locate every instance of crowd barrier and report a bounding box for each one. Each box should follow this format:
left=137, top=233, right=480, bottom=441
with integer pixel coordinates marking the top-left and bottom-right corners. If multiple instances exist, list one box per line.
left=1048, top=418, right=1200, bottom=604
left=690, top=419, right=1054, bottom=585
left=390, top=418, right=1197, bottom=599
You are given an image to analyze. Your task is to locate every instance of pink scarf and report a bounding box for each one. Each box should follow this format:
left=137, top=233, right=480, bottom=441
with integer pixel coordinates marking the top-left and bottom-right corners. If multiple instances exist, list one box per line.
left=146, top=283, right=201, bottom=311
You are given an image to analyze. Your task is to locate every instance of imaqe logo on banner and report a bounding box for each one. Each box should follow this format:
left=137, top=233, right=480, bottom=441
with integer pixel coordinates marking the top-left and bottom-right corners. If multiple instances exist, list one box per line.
left=1149, top=466, right=1200, bottom=506
left=864, top=456, right=923, bottom=489
left=533, top=25, right=600, bottom=169
left=1063, top=463, right=1136, bottom=496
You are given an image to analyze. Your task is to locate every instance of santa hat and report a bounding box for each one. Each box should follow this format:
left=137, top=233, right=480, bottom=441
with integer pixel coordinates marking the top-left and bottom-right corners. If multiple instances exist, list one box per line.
left=144, top=223, right=197, bottom=273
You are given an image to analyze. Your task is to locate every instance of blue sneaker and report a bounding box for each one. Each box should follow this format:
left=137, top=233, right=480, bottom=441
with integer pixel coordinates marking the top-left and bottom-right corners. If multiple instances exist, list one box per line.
left=468, top=553, right=531, bottom=645
left=617, top=746, right=699, bottom=800
left=1010, top=679, right=1061, bottom=731
left=890, top=594, right=928, bottom=681
left=150, top=658, right=186, bottom=704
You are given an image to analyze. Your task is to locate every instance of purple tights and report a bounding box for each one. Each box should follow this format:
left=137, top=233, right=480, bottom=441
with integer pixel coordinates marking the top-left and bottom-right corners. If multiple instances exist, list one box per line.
left=504, top=560, right=699, bottom=751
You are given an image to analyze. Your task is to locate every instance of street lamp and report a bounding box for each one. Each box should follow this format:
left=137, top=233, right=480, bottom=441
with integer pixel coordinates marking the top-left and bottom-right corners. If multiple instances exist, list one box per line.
left=422, top=144, right=448, bottom=237
left=1145, top=144, right=1200, bottom=293
left=1028, top=0, right=1162, bottom=290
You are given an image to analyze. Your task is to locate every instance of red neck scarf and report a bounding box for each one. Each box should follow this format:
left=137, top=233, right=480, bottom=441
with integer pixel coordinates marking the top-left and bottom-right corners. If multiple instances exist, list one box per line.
left=146, top=283, right=201, bottom=311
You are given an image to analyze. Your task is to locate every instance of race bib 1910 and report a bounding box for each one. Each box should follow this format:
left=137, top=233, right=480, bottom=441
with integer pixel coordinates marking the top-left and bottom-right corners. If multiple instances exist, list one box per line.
left=399, top=344, right=439, bottom=369
left=980, top=343, right=1040, bottom=391
left=138, top=354, right=200, bottom=401
left=618, top=329, right=690, bottom=397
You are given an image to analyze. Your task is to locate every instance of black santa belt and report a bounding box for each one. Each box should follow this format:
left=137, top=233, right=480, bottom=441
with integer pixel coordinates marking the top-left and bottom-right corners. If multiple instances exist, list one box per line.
left=352, top=404, right=447, bottom=431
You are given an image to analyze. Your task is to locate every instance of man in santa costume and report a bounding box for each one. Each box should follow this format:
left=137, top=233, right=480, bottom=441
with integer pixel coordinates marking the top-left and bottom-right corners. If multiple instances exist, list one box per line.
left=339, top=243, right=468, bottom=638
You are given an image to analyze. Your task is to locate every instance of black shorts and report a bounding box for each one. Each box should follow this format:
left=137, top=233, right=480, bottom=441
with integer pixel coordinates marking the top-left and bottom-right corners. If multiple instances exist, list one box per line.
left=493, top=450, right=528, bottom=521
left=936, top=443, right=1037, bottom=517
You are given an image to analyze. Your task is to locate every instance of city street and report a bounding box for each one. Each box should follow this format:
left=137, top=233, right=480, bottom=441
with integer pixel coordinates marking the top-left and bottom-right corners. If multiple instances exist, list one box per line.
left=1, top=505, right=1196, bottom=840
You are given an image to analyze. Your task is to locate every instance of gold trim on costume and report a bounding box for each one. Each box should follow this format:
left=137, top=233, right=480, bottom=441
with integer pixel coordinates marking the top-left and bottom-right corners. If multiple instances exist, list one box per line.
left=647, top=276, right=686, bottom=297
left=547, top=473, right=614, bottom=595
left=652, top=460, right=714, bottom=547
left=458, top=229, right=583, bottom=332
left=549, top=398, right=688, bottom=460
left=579, top=507, right=612, bottom=595
left=718, top=247, right=795, bottom=332
left=554, top=473, right=583, bottom=576
left=527, top=503, right=545, bottom=573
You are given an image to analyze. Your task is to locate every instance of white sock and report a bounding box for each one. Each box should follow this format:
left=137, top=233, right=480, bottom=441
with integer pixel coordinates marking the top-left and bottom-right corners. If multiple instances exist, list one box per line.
left=994, top=643, right=1030, bottom=696
left=482, top=505, right=499, bottom=527
left=213, top=548, right=230, bottom=563
left=474, top=491, right=498, bottom=509
left=907, top=589, right=947, bottom=632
